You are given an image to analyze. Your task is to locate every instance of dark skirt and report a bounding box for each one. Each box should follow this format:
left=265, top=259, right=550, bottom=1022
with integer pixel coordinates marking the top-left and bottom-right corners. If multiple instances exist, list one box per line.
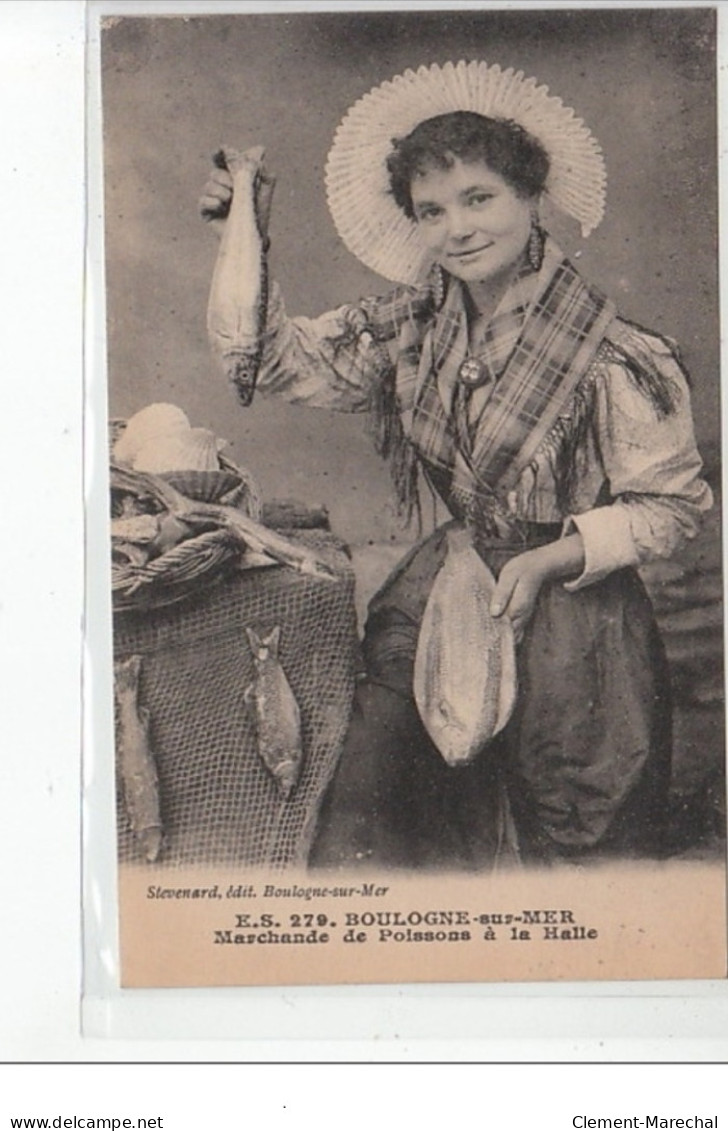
left=309, top=523, right=672, bottom=871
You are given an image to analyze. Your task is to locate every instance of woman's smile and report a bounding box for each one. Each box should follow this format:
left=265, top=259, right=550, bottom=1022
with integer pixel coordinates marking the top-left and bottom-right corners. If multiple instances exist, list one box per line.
left=447, top=241, right=494, bottom=262
left=410, top=157, right=534, bottom=288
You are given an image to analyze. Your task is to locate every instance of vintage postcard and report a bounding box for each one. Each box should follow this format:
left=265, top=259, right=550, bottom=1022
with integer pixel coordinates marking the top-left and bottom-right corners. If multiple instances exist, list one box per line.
left=97, top=4, right=726, bottom=987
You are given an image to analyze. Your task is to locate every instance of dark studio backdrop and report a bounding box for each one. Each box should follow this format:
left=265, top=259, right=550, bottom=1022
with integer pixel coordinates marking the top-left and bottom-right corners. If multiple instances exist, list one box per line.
left=101, top=6, right=719, bottom=548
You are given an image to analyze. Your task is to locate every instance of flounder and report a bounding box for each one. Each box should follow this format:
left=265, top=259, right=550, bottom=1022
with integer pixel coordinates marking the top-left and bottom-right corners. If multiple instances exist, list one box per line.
left=414, top=526, right=517, bottom=766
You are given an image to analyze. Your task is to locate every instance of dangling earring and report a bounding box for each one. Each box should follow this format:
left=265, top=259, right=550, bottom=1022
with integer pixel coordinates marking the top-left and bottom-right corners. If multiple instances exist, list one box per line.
left=528, top=216, right=544, bottom=272
left=431, top=263, right=446, bottom=310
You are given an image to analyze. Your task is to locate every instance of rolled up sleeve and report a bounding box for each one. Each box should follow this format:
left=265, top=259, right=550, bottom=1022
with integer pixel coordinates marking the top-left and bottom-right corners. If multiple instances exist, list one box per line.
left=255, top=282, right=386, bottom=412
left=564, top=346, right=713, bottom=591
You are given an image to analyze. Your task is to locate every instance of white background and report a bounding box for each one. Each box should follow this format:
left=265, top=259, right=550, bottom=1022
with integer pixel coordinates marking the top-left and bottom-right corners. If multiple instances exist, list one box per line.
left=1, top=0, right=727, bottom=1119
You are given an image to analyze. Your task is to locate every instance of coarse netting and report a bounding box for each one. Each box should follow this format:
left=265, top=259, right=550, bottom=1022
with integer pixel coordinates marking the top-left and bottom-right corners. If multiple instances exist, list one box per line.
left=113, top=531, right=359, bottom=869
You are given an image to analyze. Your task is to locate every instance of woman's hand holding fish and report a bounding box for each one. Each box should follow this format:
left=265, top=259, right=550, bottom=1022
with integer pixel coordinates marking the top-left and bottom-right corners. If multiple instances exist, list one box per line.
left=489, top=552, right=547, bottom=643
left=199, top=147, right=275, bottom=241
left=199, top=165, right=233, bottom=236
left=490, top=533, right=586, bottom=642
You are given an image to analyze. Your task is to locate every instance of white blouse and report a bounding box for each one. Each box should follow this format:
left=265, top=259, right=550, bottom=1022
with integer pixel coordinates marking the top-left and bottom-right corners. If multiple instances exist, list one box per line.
left=254, top=282, right=713, bottom=591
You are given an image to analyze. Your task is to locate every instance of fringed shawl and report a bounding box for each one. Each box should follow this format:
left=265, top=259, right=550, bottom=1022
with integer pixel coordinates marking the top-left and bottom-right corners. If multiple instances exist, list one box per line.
left=327, top=236, right=682, bottom=532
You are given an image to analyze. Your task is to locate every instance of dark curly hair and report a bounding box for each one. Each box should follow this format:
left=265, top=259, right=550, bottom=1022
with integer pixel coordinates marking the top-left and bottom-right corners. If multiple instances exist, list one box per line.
left=386, top=111, right=550, bottom=220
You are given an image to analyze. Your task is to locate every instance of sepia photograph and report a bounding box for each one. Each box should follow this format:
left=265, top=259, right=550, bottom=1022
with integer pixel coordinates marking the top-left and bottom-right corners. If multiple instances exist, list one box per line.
left=97, top=4, right=726, bottom=988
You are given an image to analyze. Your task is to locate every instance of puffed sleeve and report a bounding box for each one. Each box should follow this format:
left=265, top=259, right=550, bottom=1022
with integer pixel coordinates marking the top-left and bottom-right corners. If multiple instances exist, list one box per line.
left=253, top=282, right=393, bottom=412
left=564, top=325, right=713, bottom=591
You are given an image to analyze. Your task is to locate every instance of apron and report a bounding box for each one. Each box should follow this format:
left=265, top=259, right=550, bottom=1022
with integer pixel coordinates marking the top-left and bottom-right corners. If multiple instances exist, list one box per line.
left=309, top=239, right=670, bottom=872
left=309, top=523, right=671, bottom=871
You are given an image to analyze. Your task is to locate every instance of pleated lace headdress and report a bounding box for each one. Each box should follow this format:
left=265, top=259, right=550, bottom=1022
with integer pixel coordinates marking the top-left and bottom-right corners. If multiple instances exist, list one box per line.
left=325, top=60, right=607, bottom=285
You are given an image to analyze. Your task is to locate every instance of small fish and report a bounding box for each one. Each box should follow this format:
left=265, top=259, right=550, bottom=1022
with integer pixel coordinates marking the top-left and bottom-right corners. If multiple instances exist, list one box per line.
left=115, top=655, right=163, bottom=862
left=207, top=146, right=272, bottom=406
left=245, top=625, right=303, bottom=798
left=111, top=513, right=160, bottom=544
left=110, top=463, right=337, bottom=583
left=413, top=525, right=517, bottom=766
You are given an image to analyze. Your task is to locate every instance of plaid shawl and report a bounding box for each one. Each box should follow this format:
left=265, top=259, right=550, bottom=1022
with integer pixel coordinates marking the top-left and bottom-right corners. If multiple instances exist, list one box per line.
left=342, top=237, right=617, bottom=531
left=406, top=239, right=616, bottom=504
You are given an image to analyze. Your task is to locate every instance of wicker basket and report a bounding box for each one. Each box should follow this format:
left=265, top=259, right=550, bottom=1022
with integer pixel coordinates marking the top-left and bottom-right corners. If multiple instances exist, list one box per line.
left=110, top=418, right=263, bottom=613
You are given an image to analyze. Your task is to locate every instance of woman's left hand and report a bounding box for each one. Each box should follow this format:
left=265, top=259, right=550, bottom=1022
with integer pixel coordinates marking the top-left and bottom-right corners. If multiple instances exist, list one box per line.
left=489, top=532, right=586, bottom=643
left=489, top=551, right=546, bottom=643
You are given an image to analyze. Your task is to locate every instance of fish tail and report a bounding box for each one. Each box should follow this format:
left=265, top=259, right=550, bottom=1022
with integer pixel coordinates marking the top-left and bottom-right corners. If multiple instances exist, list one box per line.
left=221, top=145, right=266, bottom=177
left=245, top=625, right=261, bottom=652
left=115, top=654, right=143, bottom=695
left=263, top=625, right=281, bottom=655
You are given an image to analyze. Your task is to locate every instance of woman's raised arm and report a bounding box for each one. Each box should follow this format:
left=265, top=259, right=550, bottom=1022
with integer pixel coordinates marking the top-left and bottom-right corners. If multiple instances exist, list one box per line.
left=200, top=151, right=420, bottom=413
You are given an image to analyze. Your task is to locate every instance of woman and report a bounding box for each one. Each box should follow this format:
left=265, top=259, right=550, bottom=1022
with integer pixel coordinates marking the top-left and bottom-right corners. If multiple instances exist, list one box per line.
left=200, top=62, right=712, bottom=870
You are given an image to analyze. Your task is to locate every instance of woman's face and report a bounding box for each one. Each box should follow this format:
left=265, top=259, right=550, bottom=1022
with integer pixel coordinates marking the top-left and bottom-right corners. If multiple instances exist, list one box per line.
left=409, top=157, right=534, bottom=287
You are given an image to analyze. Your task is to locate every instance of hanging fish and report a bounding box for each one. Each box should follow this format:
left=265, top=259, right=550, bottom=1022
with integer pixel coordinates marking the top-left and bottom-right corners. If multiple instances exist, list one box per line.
left=245, top=625, right=303, bottom=798
left=413, top=525, right=517, bottom=767
left=115, top=654, right=163, bottom=862
left=207, top=145, right=273, bottom=407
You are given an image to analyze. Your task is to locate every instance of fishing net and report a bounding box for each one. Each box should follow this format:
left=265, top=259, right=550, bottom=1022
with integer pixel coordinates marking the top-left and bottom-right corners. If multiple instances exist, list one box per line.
left=113, top=530, right=359, bottom=869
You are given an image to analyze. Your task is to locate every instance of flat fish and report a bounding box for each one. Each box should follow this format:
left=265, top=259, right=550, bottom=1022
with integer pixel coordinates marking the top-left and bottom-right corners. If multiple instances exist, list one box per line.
left=115, top=654, right=163, bottom=862
left=207, top=146, right=270, bottom=406
left=245, top=625, right=303, bottom=798
left=413, top=525, right=517, bottom=767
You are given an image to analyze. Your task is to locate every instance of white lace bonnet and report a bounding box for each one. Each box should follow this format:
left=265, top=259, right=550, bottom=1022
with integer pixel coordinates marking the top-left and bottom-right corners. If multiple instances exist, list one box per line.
left=325, top=60, right=606, bottom=284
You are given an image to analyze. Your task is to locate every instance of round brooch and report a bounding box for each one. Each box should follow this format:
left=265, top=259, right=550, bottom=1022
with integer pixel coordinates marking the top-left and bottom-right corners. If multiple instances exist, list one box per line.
left=457, top=357, right=492, bottom=388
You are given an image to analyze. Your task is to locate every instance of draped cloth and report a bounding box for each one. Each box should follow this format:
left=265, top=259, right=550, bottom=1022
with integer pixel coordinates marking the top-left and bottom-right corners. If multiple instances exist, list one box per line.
left=399, top=238, right=617, bottom=532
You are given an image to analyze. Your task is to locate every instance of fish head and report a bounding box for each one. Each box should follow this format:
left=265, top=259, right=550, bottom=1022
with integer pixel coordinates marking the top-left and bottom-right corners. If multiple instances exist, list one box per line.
left=437, top=697, right=465, bottom=729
